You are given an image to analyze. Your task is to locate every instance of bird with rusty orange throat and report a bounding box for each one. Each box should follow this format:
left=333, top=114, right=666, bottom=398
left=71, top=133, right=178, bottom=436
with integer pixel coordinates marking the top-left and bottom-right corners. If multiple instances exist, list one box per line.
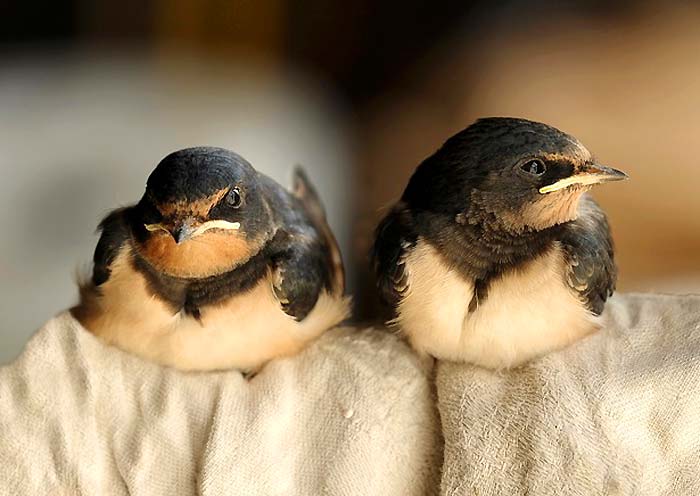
left=71, top=147, right=350, bottom=372
left=371, top=117, right=628, bottom=369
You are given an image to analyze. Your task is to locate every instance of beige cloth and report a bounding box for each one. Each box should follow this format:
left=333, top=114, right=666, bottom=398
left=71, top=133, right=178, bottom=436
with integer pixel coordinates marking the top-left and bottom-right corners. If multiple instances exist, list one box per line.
left=0, top=313, right=440, bottom=495
left=2, top=294, right=700, bottom=495
left=438, top=294, right=700, bottom=496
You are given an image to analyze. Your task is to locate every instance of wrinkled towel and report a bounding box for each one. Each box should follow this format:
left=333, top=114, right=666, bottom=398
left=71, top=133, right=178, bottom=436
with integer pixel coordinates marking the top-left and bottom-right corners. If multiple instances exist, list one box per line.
left=2, top=294, right=700, bottom=496
left=438, top=294, right=700, bottom=496
left=0, top=314, right=440, bottom=495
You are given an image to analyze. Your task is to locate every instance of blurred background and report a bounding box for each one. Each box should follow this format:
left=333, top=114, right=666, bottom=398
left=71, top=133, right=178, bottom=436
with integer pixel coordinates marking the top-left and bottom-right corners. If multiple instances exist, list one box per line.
left=1, top=0, right=699, bottom=364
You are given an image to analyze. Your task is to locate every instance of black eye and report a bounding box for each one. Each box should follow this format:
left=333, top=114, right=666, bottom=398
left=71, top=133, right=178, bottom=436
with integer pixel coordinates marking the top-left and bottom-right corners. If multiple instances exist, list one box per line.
left=521, top=159, right=546, bottom=175
left=226, top=187, right=242, bottom=208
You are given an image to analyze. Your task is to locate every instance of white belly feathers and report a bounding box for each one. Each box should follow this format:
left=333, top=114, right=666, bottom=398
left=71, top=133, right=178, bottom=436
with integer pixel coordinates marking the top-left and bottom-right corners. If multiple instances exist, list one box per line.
left=395, top=240, right=598, bottom=369
left=82, top=251, right=350, bottom=371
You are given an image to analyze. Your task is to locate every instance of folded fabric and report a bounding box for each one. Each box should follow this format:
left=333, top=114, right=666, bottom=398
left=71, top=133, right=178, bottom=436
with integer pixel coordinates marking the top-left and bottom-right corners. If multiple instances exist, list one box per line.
left=0, top=313, right=441, bottom=496
left=438, top=293, right=700, bottom=496
left=3, top=294, right=700, bottom=495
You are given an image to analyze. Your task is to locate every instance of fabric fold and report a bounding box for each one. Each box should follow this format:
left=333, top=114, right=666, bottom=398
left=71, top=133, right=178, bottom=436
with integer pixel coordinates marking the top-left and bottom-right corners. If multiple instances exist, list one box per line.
left=0, top=313, right=440, bottom=496
left=437, top=294, right=700, bottom=496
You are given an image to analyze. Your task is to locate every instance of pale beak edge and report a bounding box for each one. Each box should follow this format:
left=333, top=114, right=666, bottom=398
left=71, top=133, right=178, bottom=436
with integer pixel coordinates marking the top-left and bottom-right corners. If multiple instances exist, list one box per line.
left=539, top=164, right=628, bottom=194
left=143, top=220, right=241, bottom=244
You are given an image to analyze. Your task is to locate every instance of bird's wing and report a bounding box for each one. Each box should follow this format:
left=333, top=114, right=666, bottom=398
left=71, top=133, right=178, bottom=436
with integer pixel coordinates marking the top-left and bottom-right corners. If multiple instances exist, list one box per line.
left=91, top=207, right=134, bottom=286
left=560, top=194, right=617, bottom=315
left=270, top=235, right=328, bottom=321
left=371, top=205, right=417, bottom=309
left=291, top=166, right=345, bottom=295
left=71, top=207, right=134, bottom=325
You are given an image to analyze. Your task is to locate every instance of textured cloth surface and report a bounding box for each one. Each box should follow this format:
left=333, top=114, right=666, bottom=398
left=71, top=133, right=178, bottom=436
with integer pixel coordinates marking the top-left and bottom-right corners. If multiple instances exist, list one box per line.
left=3, top=294, right=700, bottom=495
left=0, top=313, right=440, bottom=496
left=438, top=293, right=700, bottom=496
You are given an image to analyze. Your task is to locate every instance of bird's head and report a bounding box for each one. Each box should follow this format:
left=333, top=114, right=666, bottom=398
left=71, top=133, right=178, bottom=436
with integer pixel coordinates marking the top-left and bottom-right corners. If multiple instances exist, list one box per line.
left=132, top=147, right=274, bottom=278
left=402, top=117, right=627, bottom=234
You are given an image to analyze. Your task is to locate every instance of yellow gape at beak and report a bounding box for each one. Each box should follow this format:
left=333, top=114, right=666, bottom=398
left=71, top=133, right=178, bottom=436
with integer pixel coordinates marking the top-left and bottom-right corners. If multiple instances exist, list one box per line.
left=190, top=220, right=241, bottom=237
left=144, top=223, right=169, bottom=233
left=539, top=164, right=628, bottom=194
left=144, top=219, right=241, bottom=244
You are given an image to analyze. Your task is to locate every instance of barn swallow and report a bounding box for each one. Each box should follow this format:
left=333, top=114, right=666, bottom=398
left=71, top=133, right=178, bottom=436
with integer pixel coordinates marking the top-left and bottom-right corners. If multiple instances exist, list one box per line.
left=71, top=147, right=349, bottom=372
left=371, top=117, right=627, bottom=369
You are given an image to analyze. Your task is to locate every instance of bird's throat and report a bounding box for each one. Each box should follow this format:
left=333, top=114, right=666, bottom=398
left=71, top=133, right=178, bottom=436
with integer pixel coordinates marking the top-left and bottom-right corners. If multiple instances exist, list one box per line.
left=421, top=211, right=563, bottom=283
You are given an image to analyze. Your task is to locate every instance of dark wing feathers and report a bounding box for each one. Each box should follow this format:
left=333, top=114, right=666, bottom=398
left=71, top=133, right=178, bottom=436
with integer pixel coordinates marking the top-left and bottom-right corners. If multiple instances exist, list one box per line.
left=291, top=166, right=345, bottom=295
left=271, top=240, right=327, bottom=321
left=560, top=195, right=617, bottom=315
left=371, top=205, right=417, bottom=309
left=92, top=207, right=133, bottom=286
left=266, top=166, right=346, bottom=321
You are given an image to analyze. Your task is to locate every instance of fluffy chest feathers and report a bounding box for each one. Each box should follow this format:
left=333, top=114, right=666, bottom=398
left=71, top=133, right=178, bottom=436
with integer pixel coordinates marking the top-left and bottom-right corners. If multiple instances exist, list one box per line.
left=76, top=249, right=349, bottom=371
left=395, top=240, right=598, bottom=368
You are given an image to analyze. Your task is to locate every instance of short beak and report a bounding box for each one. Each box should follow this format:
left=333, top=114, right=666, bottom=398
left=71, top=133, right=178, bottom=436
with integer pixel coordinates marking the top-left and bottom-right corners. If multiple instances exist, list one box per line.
left=539, top=163, right=628, bottom=194
left=169, top=221, right=197, bottom=244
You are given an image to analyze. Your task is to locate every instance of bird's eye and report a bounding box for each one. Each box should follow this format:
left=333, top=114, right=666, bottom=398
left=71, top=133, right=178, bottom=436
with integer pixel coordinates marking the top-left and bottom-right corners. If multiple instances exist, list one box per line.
left=521, top=159, right=546, bottom=175
left=226, top=187, right=242, bottom=208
